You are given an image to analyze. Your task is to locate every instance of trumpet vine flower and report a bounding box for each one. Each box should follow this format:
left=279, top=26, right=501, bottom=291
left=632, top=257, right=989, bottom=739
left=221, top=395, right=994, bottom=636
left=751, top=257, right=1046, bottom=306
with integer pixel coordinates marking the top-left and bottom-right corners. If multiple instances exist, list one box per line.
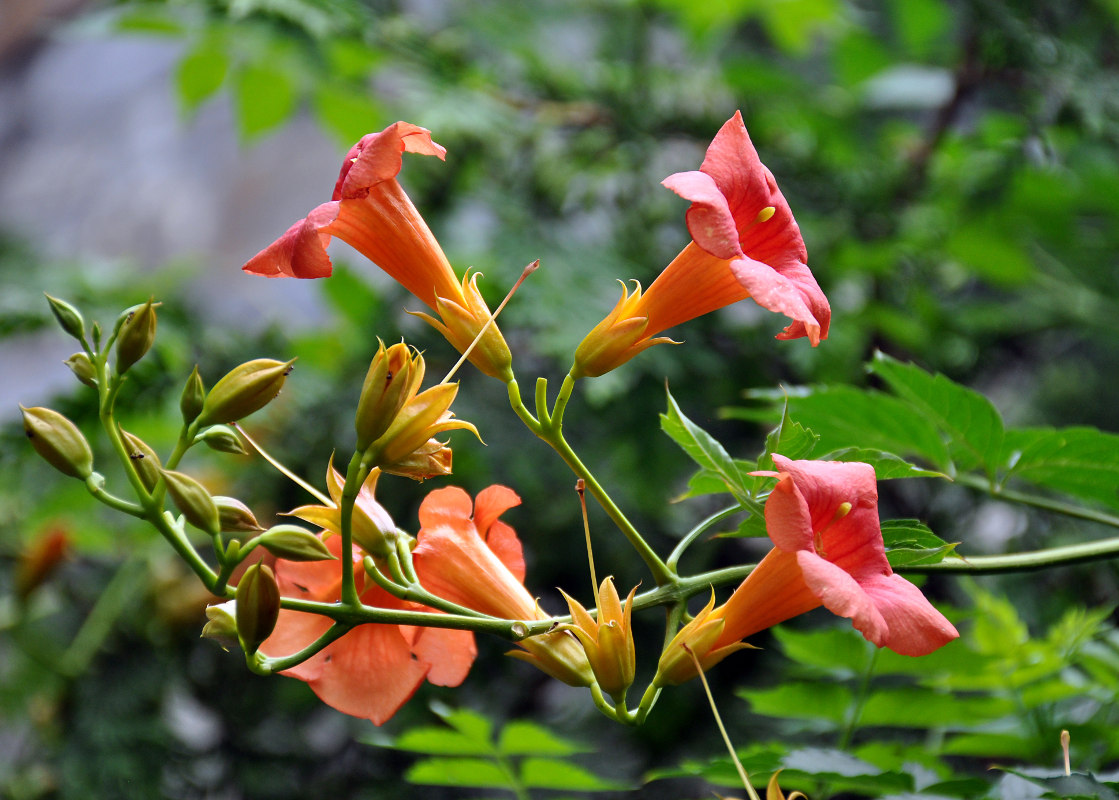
left=242, top=121, right=514, bottom=381
left=659, top=456, right=958, bottom=684
left=412, top=486, right=594, bottom=687
left=573, top=111, right=830, bottom=377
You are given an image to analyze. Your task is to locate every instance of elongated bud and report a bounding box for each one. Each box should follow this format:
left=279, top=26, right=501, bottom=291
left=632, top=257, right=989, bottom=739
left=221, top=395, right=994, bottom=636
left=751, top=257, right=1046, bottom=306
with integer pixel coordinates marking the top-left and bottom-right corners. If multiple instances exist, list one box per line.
left=114, top=298, right=158, bottom=375
left=355, top=341, right=422, bottom=451
left=121, top=430, right=162, bottom=492
left=44, top=293, right=85, bottom=341
left=197, top=358, right=294, bottom=426
left=161, top=469, right=220, bottom=535
left=235, top=562, right=281, bottom=654
left=181, top=366, right=205, bottom=425
left=214, top=496, right=264, bottom=532
left=21, top=405, right=94, bottom=480
left=194, top=424, right=248, bottom=455
left=201, top=600, right=239, bottom=651
left=258, top=525, right=336, bottom=562
left=64, top=352, right=97, bottom=388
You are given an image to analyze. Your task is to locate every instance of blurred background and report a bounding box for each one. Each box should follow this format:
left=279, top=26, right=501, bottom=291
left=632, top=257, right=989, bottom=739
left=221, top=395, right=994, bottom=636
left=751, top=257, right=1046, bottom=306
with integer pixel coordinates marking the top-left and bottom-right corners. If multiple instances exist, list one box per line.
left=3, top=0, right=1119, bottom=797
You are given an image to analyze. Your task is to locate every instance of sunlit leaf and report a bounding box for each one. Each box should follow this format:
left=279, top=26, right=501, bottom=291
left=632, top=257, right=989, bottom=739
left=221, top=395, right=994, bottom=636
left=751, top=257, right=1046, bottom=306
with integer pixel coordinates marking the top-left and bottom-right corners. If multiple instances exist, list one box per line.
left=404, top=757, right=509, bottom=789
left=496, top=721, right=587, bottom=756
left=519, top=757, right=625, bottom=790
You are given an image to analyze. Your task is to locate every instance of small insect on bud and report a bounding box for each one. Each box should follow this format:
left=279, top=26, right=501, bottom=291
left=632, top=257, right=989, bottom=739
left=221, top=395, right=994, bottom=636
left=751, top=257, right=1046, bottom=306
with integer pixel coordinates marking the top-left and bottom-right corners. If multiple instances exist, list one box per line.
left=44, top=293, right=86, bottom=341
left=21, top=406, right=94, bottom=480
left=161, top=469, right=220, bottom=535
left=213, top=496, right=264, bottom=533
left=258, top=525, right=336, bottom=562
left=235, top=562, right=281, bottom=654
left=180, top=365, right=205, bottom=426
left=64, top=352, right=97, bottom=388
left=196, top=359, right=295, bottom=426
left=114, top=298, right=158, bottom=375
left=120, top=430, right=162, bottom=492
left=194, top=424, right=248, bottom=455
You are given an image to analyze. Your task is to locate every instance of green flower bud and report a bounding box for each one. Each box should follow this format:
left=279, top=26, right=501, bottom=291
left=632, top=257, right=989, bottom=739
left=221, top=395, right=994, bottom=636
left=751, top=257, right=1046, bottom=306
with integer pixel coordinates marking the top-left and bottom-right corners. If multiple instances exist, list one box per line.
left=258, top=525, right=336, bottom=562
left=180, top=366, right=205, bottom=426
left=201, top=600, right=239, bottom=651
left=194, top=425, right=248, bottom=455
left=355, top=341, right=423, bottom=452
left=235, top=562, right=280, bottom=654
left=121, top=430, right=162, bottom=492
left=161, top=469, right=220, bottom=535
left=213, top=496, right=264, bottom=533
left=21, top=405, right=94, bottom=480
left=44, top=293, right=85, bottom=341
left=197, top=359, right=295, bottom=426
left=114, top=298, right=158, bottom=375
left=64, top=352, right=97, bottom=388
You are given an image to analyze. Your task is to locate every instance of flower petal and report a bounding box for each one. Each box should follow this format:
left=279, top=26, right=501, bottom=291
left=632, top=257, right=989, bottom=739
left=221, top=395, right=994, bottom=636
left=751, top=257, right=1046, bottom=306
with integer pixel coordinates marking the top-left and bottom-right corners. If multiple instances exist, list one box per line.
left=305, top=623, right=430, bottom=725
left=241, top=203, right=339, bottom=279
left=796, top=550, right=889, bottom=647
left=858, top=572, right=960, bottom=656
left=405, top=625, right=477, bottom=687
left=662, top=169, right=744, bottom=261
left=335, top=122, right=447, bottom=201
left=729, top=257, right=824, bottom=346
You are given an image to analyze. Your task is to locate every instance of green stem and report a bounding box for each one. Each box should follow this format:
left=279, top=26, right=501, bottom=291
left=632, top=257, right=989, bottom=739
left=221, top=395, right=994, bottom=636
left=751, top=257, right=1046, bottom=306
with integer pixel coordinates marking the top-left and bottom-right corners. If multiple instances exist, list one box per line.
left=667, top=504, right=742, bottom=571
left=252, top=621, right=354, bottom=674
left=898, top=536, right=1119, bottom=574
left=955, top=473, right=1119, bottom=529
left=837, top=645, right=879, bottom=751
left=339, top=451, right=368, bottom=607
left=509, top=375, right=674, bottom=585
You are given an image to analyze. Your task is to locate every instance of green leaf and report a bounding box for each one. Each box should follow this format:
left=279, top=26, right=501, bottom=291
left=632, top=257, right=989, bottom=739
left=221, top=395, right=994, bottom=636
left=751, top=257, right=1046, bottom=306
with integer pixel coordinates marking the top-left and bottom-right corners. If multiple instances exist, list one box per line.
left=997, top=769, right=1119, bottom=800
left=391, top=727, right=493, bottom=756
left=496, top=721, right=587, bottom=756
left=233, top=62, right=299, bottom=139
left=738, top=682, right=853, bottom=724
left=661, top=387, right=750, bottom=505
left=175, top=39, right=229, bottom=114
left=436, top=707, right=494, bottom=743
left=736, top=384, right=952, bottom=470
left=404, top=757, right=510, bottom=789
left=859, top=686, right=1017, bottom=727
left=881, top=519, right=958, bottom=566
left=823, top=447, right=948, bottom=480
left=518, top=757, right=624, bottom=790
left=1003, top=426, right=1119, bottom=509
left=772, top=626, right=876, bottom=675
left=870, top=352, right=1005, bottom=477
left=757, top=400, right=819, bottom=470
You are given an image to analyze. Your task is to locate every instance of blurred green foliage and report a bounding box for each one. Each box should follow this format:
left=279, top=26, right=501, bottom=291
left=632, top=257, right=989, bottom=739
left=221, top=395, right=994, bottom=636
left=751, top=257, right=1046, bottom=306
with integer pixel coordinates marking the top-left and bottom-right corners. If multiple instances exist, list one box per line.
left=4, top=0, right=1119, bottom=797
